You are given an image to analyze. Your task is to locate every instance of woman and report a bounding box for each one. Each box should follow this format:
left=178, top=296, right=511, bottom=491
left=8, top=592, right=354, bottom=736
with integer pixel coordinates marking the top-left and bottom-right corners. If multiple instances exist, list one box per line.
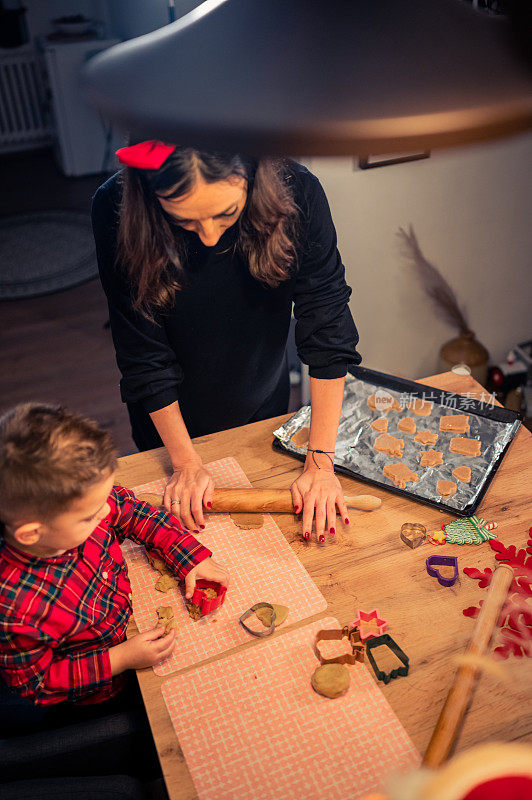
left=92, top=141, right=361, bottom=541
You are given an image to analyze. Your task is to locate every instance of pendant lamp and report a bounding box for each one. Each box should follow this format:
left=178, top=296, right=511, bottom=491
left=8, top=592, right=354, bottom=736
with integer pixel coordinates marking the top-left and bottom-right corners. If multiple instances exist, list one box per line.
left=84, top=0, right=532, bottom=155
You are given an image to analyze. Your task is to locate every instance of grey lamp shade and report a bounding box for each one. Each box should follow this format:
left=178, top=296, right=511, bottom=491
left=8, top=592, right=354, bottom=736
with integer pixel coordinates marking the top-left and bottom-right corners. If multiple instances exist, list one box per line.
left=84, top=0, right=532, bottom=156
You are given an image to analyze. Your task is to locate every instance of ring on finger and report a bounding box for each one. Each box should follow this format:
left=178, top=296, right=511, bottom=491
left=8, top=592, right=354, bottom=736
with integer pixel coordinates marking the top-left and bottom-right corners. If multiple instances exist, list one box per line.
left=171, top=499, right=181, bottom=506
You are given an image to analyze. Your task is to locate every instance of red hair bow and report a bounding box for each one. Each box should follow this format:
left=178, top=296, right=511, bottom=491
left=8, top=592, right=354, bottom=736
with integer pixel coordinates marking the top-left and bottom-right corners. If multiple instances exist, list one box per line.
left=115, top=140, right=176, bottom=169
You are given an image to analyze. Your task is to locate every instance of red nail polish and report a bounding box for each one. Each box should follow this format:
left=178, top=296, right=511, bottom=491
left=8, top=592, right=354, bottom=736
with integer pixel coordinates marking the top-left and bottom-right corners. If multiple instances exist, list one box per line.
left=200, top=524, right=205, bottom=529
left=206, top=502, right=212, bottom=509
left=330, top=527, right=335, bottom=535
left=294, top=506, right=300, bottom=513
left=318, top=535, right=325, bottom=543
left=304, top=532, right=310, bottom=540
left=194, top=529, right=200, bottom=534
left=344, top=518, right=350, bottom=525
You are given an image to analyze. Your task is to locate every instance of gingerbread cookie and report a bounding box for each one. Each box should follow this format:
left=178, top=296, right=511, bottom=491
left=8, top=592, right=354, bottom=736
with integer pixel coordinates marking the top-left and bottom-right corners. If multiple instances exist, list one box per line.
left=383, top=463, right=419, bottom=489
left=450, top=437, right=482, bottom=457
left=420, top=449, right=444, bottom=467
left=452, top=465, right=472, bottom=483
left=398, top=417, right=417, bottom=434
left=371, top=418, right=389, bottom=433
left=415, top=430, right=439, bottom=446
left=156, top=606, right=177, bottom=635
left=255, top=603, right=289, bottom=628
left=311, top=663, right=351, bottom=699
left=147, top=552, right=171, bottom=575
left=291, top=426, right=309, bottom=448
left=440, top=414, right=470, bottom=433
left=437, top=480, right=457, bottom=498
left=374, top=433, right=404, bottom=458
left=367, top=391, right=401, bottom=413
left=408, top=398, right=433, bottom=417
left=155, top=573, right=178, bottom=593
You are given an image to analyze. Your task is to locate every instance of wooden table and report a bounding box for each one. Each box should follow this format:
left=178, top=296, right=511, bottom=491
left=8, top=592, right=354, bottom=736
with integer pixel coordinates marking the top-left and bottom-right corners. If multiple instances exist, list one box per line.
left=116, top=371, right=532, bottom=799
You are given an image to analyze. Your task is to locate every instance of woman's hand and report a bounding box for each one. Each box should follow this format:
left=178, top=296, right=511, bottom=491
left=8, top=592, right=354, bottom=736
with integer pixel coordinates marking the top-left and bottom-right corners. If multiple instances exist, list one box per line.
left=184, top=557, right=231, bottom=600
left=291, top=457, right=349, bottom=542
left=163, top=455, right=215, bottom=533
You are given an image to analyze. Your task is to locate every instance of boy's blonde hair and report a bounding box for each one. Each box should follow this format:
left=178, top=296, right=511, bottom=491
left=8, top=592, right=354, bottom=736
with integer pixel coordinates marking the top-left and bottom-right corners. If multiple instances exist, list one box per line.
left=0, top=403, right=118, bottom=525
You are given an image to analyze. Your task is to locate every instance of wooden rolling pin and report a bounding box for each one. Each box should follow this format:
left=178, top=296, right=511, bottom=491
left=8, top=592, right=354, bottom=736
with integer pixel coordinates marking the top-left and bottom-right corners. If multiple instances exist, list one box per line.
left=423, top=562, right=514, bottom=769
left=136, top=488, right=381, bottom=513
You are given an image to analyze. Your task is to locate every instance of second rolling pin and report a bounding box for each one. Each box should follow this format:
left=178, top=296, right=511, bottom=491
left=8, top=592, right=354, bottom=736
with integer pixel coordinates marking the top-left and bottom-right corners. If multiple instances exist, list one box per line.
left=136, top=488, right=382, bottom=513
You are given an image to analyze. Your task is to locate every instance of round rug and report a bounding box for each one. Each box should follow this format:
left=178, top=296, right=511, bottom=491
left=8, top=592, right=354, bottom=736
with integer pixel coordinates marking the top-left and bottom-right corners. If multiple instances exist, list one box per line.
left=0, top=210, right=98, bottom=299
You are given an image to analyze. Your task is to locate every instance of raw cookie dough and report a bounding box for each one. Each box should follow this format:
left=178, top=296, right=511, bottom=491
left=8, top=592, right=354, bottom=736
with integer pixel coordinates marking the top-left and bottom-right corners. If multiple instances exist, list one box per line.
left=420, top=449, right=444, bottom=467
left=453, top=465, right=472, bottom=483
left=415, top=430, right=439, bottom=446
left=371, top=418, right=389, bottom=433
left=147, top=552, right=172, bottom=575
left=383, top=463, right=419, bottom=489
left=440, top=414, right=470, bottom=433
left=450, top=437, right=482, bottom=457
left=155, top=573, right=178, bottom=593
left=186, top=587, right=218, bottom=621
left=437, top=480, right=457, bottom=498
left=291, top=426, right=310, bottom=448
left=374, top=433, right=404, bottom=458
left=367, top=392, right=401, bottom=413
left=156, top=605, right=178, bottom=635
left=311, top=663, right=351, bottom=699
left=397, top=417, right=417, bottom=435
left=255, top=603, right=289, bottom=628
left=230, top=512, right=264, bottom=529
left=408, top=398, right=433, bottom=417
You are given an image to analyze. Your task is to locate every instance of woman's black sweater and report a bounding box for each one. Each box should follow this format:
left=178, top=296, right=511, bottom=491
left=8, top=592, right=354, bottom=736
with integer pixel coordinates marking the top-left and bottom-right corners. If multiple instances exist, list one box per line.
left=91, top=162, right=361, bottom=447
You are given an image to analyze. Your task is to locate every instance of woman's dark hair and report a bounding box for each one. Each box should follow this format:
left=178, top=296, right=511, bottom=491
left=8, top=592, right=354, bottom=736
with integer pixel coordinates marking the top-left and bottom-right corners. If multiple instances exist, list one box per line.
left=117, top=147, right=300, bottom=312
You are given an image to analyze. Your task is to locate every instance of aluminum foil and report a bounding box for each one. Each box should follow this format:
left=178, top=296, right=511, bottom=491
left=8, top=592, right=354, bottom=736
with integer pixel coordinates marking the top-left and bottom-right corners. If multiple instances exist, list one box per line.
left=273, top=373, right=521, bottom=514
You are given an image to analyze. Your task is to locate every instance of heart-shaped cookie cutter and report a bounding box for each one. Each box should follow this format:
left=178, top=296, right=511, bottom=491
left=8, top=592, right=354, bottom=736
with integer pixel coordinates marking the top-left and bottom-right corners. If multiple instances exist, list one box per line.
left=426, top=555, right=459, bottom=587
left=314, top=625, right=365, bottom=665
left=400, top=522, right=426, bottom=548
left=191, top=579, right=227, bottom=615
left=239, top=602, right=277, bottom=637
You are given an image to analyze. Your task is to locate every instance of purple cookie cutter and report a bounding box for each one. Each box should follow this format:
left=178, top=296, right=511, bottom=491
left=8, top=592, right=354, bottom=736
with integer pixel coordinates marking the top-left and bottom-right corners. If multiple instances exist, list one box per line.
left=426, top=555, right=459, bottom=587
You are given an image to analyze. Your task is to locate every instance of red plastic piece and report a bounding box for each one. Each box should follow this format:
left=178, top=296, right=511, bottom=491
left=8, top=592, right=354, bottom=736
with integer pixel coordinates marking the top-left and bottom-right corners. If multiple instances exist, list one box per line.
left=191, top=580, right=227, bottom=615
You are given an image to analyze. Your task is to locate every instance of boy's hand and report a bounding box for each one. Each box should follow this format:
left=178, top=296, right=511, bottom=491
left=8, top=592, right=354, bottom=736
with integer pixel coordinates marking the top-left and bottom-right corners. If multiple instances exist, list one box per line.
left=110, top=627, right=176, bottom=673
left=184, top=557, right=230, bottom=600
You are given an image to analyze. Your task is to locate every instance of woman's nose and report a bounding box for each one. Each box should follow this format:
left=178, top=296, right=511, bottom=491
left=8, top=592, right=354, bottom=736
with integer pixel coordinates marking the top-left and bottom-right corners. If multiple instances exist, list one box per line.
left=197, top=219, right=221, bottom=247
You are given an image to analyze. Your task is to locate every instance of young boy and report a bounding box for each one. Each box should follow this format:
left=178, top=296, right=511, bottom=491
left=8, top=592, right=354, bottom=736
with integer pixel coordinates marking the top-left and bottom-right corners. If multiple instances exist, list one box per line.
left=0, top=402, right=229, bottom=707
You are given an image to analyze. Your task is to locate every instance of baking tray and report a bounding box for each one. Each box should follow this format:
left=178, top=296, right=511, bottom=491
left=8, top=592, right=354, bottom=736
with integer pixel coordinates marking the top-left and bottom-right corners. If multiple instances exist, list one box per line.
left=273, top=366, right=521, bottom=516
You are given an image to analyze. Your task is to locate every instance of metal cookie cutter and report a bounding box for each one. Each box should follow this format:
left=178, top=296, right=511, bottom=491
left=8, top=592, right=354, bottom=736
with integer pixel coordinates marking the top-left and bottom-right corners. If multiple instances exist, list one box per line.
left=365, top=634, right=409, bottom=684
left=191, top=579, right=227, bottom=615
left=239, top=602, right=277, bottom=637
left=426, top=555, right=459, bottom=587
left=314, top=625, right=365, bottom=665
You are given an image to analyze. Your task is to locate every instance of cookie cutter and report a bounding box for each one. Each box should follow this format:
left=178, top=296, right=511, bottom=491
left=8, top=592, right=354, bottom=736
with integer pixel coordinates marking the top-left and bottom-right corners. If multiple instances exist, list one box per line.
left=365, top=634, right=409, bottom=684
left=426, top=555, right=459, bottom=587
left=191, top=579, right=227, bottom=615
left=314, top=625, right=365, bottom=665
left=350, top=609, right=388, bottom=642
left=239, top=602, right=277, bottom=637
left=400, top=522, right=427, bottom=549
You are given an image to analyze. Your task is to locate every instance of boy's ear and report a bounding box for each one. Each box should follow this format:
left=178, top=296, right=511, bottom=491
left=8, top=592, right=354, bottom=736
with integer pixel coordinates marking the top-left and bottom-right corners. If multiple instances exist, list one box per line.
left=13, top=521, right=42, bottom=546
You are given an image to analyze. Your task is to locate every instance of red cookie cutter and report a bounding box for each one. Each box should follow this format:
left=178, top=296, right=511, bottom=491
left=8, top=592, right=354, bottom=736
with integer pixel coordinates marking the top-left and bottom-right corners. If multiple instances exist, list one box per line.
left=191, top=580, right=227, bottom=615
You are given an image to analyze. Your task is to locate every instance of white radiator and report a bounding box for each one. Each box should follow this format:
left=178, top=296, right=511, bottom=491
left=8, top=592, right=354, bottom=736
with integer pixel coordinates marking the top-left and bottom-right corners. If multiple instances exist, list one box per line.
left=0, top=46, right=54, bottom=153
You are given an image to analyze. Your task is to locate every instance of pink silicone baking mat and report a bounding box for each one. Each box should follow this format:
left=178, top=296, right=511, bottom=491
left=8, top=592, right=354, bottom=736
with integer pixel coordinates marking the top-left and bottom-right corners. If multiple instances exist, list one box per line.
left=121, top=457, right=327, bottom=676
left=161, top=617, right=420, bottom=800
